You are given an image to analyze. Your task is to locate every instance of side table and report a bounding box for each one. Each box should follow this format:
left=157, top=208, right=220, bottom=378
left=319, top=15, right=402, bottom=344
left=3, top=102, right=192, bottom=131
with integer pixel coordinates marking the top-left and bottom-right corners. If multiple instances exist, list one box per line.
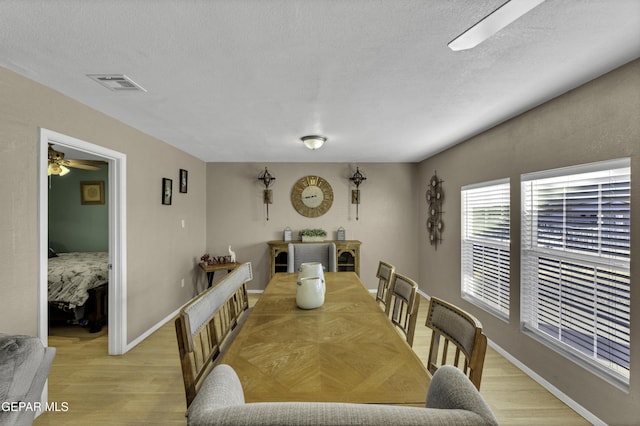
left=198, top=262, right=241, bottom=288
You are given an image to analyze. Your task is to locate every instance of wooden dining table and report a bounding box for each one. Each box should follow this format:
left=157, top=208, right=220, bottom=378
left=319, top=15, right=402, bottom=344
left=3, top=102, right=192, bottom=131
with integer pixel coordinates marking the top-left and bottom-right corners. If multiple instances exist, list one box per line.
left=219, top=272, right=430, bottom=405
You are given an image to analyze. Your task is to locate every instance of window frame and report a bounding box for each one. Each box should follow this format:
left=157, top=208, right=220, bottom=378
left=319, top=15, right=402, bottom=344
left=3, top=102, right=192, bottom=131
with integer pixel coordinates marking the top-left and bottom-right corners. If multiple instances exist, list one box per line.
left=461, top=178, right=511, bottom=320
left=520, top=158, right=631, bottom=390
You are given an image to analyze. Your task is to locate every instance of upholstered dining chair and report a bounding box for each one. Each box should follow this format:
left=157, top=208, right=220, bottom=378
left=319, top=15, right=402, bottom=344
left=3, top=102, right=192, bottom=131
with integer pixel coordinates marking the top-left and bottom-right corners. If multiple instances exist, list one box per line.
left=375, top=260, right=395, bottom=310
left=424, top=296, right=488, bottom=390
left=385, top=272, right=420, bottom=347
left=287, top=243, right=337, bottom=273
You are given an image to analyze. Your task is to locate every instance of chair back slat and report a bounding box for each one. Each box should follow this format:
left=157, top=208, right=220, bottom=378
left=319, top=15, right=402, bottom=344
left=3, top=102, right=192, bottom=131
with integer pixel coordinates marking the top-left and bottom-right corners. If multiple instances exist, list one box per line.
left=375, top=261, right=395, bottom=309
left=385, top=272, right=420, bottom=347
left=425, top=296, right=487, bottom=390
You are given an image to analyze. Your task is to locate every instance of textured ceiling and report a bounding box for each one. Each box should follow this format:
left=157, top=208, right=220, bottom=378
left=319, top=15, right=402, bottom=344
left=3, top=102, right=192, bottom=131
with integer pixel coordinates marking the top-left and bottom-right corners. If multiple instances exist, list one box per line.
left=2, top=0, right=639, bottom=162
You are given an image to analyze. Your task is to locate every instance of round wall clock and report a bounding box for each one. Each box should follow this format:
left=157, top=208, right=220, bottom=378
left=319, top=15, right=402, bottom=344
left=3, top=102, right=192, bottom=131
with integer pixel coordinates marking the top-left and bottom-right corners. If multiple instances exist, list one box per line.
left=291, top=175, right=334, bottom=217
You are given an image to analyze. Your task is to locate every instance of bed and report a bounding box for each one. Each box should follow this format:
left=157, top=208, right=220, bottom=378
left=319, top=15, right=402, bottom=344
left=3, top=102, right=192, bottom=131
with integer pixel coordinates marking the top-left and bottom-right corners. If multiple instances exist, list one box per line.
left=48, top=251, right=109, bottom=333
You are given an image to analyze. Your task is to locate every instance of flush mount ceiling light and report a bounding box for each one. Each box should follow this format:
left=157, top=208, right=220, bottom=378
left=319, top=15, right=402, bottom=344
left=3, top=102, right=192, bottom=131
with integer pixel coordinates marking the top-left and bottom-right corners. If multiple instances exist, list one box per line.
left=301, top=135, right=327, bottom=150
left=87, top=74, right=147, bottom=92
left=448, top=0, right=545, bottom=51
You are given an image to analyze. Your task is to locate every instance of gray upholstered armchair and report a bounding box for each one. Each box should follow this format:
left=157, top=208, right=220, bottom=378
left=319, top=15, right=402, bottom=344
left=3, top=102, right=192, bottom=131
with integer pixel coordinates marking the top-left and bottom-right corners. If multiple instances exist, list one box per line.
left=0, top=334, right=56, bottom=426
left=287, top=243, right=337, bottom=273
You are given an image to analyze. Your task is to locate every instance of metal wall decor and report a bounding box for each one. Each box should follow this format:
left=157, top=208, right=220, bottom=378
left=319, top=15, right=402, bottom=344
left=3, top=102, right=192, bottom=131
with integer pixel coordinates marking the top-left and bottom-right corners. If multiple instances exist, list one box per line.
left=257, top=167, right=276, bottom=220
left=349, top=167, right=367, bottom=220
left=426, top=172, right=444, bottom=248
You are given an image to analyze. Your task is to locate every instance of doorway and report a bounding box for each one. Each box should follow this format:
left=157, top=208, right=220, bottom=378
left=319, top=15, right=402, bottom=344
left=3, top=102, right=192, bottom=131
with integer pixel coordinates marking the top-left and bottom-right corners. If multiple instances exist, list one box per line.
left=39, top=129, right=127, bottom=354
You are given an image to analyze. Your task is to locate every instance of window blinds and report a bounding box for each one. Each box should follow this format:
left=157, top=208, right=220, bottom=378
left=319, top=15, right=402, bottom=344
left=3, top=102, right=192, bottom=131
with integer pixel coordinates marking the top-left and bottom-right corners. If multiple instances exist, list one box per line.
left=461, top=179, right=510, bottom=318
left=521, top=159, right=630, bottom=384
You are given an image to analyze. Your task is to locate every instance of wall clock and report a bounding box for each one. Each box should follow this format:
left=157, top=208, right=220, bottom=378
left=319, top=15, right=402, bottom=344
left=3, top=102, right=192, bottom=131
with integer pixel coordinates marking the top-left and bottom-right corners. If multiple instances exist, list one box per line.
left=291, top=175, right=334, bottom=218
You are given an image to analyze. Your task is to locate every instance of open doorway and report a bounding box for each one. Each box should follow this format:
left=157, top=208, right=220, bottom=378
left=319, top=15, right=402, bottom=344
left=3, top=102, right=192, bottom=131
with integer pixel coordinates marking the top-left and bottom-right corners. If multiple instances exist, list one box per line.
left=39, top=129, right=127, bottom=355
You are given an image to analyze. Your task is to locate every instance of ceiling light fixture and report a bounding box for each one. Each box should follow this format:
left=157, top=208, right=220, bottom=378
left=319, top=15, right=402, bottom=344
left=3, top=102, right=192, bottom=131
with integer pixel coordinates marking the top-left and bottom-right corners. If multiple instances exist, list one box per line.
left=301, top=135, right=327, bottom=150
left=48, top=164, right=70, bottom=176
left=448, top=0, right=545, bottom=51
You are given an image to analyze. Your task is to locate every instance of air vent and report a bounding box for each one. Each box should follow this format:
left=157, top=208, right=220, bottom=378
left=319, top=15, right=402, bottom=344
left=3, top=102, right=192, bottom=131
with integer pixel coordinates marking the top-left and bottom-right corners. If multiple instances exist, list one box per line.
left=87, top=74, right=147, bottom=92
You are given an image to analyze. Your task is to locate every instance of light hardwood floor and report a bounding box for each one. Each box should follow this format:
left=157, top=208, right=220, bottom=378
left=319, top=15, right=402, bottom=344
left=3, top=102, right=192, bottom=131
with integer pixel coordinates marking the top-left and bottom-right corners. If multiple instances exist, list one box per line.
left=35, top=293, right=590, bottom=425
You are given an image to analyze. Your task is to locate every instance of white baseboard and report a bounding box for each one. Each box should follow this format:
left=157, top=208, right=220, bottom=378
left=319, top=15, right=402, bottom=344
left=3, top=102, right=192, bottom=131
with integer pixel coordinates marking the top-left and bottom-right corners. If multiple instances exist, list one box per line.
left=487, top=339, right=605, bottom=426
left=125, top=305, right=183, bottom=352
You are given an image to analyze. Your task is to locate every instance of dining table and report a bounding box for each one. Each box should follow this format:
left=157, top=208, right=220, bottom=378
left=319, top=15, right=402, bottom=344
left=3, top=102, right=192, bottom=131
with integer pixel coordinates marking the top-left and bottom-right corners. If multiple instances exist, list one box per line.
left=218, top=272, right=430, bottom=406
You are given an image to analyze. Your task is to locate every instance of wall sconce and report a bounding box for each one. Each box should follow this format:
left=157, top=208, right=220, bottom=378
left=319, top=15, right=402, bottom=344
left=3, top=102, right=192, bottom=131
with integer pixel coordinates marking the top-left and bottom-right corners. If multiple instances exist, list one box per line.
left=349, top=167, right=367, bottom=220
left=257, top=167, right=276, bottom=220
left=301, top=135, right=326, bottom=150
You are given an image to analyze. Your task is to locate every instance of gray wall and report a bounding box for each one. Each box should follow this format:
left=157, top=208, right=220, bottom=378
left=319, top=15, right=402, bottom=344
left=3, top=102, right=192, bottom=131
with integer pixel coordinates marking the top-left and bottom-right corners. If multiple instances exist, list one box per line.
left=48, top=167, right=109, bottom=253
left=417, top=58, right=639, bottom=425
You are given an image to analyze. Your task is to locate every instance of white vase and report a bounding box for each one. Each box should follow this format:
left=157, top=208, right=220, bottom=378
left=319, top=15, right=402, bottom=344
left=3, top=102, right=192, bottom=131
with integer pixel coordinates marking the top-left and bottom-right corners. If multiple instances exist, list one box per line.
left=301, top=235, right=325, bottom=242
left=296, top=276, right=325, bottom=310
left=298, top=262, right=326, bottom=294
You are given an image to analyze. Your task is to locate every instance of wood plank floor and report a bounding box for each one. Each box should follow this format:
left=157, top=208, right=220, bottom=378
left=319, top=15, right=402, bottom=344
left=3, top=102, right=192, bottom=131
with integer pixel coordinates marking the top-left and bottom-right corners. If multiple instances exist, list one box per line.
left=35, top=293, right=590, bottom=425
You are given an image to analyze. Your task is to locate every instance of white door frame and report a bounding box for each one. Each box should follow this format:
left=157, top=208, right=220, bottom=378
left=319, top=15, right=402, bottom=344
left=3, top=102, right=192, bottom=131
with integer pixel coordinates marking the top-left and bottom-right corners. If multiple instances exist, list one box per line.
left=39, top=128, right=127, bottom=355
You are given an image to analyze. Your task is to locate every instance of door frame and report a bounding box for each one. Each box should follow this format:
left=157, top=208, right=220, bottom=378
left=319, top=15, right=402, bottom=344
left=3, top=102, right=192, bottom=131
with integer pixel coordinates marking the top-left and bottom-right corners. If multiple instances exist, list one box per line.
left=39, top=128, right=127, bottom=355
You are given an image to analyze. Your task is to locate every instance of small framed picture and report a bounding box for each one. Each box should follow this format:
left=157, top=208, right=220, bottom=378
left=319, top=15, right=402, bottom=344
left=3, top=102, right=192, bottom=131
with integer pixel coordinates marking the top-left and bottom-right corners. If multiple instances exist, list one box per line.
left=179, top=169, right=188, bottom=193
left=80, top=181, right=105, bottom=205
left=162, top=178, right=172, bottom=205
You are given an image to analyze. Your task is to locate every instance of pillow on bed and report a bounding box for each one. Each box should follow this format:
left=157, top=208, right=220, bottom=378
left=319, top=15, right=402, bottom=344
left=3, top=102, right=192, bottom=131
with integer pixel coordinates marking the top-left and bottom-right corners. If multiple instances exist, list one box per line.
left=48, top=248, right=58, bottom=258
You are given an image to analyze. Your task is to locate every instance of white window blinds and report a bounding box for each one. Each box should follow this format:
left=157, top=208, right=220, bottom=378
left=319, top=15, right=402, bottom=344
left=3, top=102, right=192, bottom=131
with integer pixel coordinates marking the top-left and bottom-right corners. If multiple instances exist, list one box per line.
left=461, top=179, right=510, bottom=318
left=521, top=159, right=630, bottom=386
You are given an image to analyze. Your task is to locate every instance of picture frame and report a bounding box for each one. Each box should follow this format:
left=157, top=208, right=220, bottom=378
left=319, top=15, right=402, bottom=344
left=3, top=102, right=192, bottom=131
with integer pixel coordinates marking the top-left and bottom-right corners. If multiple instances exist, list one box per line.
left=162, top=178, right=173, bottom=205
left=179, top=169, right=188, bottom=193
left=80, top=181, right=105, bottom=205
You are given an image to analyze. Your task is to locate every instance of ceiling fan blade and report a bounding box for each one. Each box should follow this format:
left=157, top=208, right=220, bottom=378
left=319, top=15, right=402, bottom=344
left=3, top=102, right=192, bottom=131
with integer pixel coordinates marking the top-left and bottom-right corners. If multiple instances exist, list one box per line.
left=63, top=160, right=102, bottom=171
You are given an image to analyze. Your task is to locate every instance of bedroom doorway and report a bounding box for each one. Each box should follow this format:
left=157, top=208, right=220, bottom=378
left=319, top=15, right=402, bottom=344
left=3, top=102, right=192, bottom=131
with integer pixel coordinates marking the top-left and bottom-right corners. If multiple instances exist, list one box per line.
left=39, top=129, right=127, bottom=355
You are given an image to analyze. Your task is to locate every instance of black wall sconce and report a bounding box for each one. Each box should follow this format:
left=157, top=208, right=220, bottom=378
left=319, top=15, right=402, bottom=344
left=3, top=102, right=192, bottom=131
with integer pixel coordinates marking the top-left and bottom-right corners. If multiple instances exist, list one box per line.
left=349, top=167, right=367, bottom=220
left=258, top=167, right=276, bottom=220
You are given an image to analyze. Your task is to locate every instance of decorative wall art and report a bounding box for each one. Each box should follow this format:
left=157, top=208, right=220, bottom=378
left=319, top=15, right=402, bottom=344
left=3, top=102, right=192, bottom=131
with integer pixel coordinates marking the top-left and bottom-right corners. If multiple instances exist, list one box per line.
left=162, top=178, right=172, bottom=205
left=291, top=175, right=333, bottom=218
left=80, top=181, right=105, bottom=205
left=426, top=172, right=444, bottom=248
left=179, top=169, right=188, bottom=193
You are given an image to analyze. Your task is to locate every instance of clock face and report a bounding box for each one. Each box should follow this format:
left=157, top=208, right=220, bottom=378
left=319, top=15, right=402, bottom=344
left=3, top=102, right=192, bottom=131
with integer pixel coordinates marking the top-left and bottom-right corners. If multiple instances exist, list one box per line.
left=291, top=175, right=333, bottom=217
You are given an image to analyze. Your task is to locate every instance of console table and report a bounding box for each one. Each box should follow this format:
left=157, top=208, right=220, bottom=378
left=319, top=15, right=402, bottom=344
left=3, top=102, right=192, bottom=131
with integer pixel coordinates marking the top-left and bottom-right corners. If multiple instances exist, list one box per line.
left=267, top=240, right=361, bottom=278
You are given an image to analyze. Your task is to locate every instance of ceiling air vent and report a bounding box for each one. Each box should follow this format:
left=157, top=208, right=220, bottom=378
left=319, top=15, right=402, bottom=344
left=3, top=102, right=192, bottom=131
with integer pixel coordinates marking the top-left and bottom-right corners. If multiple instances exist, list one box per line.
left=87, top=74, right=147, bottom=92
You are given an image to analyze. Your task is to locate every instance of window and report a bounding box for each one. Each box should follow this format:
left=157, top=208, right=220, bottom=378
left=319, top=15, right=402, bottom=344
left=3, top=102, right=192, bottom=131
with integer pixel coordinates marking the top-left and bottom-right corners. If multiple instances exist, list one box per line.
left=521, top=159, right=630, bottom=387
left=461, top=179, right=510, bottom=319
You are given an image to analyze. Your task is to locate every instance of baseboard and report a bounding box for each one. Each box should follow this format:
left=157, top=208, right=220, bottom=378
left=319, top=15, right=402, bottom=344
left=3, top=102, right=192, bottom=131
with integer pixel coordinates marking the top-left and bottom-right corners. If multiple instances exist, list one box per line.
left=487, top=339, right=606, bottom=426
left=127, top=290, right=265, bottom=351
left=124, top=305, right=183, bottom=352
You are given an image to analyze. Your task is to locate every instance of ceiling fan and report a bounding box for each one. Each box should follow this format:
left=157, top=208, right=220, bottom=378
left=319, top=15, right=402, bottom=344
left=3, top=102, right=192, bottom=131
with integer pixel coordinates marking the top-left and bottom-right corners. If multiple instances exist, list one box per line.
left=47, top=144, right=106, bottom=176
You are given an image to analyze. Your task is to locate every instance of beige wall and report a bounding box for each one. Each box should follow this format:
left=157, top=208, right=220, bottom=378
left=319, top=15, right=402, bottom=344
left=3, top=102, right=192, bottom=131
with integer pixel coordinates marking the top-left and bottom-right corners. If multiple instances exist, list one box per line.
left=0, top=67, right=207, bottom=343
left=204, top=163, right=419, bottom=291
left=417, top=58, right=640, bottom=424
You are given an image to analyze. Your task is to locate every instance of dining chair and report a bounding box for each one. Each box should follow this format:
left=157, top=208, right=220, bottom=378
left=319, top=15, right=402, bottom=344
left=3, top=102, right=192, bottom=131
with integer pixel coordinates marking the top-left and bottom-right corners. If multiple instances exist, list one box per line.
left=424, top=296, right=487, bottom=390
left=375, top=260, right=395, bottom=310
left=287, top=243, right=337, bottom=273
left=385, top=272, right=420, bottom=347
